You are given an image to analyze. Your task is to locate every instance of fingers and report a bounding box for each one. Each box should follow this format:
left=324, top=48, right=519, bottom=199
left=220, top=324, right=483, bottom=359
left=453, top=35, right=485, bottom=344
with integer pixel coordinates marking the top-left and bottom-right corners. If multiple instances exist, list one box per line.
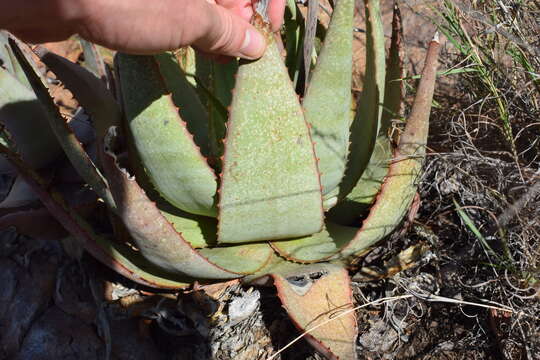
left=268, top=0, right=286, bottom=32
left=193, top=2, right=266, bottom=59
left=215, top=0, right=286, bottom=32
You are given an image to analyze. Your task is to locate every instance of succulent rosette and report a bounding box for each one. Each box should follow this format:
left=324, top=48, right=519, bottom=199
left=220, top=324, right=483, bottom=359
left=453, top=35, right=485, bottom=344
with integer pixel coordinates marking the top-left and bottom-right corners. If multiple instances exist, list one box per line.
left=0, top=1, right=440, bottom=358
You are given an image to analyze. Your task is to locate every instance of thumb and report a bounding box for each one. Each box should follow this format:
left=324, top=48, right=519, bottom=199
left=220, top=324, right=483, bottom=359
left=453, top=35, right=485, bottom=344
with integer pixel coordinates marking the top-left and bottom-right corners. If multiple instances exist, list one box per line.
left=194, top=3, right=267, bottom=59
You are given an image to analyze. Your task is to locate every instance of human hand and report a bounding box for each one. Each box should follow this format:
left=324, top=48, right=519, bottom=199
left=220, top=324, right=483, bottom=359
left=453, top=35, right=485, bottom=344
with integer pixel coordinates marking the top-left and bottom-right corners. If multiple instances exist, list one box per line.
left=0, top=0, right=286, bottom=59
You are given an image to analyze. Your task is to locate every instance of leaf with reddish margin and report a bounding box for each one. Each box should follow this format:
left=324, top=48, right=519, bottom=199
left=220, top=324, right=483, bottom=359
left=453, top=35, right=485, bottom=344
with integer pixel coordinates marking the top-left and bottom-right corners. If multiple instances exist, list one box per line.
left=264, top=262, right=357, bottom=360
left=8, top=38, right=116, bottom=209
left=34, top=46, right=121, bottom=145
left=101, top=127, right=273, bottom=279
left=337, top=35, right=441, bottom=258
left=0, top=208, right=68, bottom=240
left=328, top=4, right=404, bottom=225
left=302, top=0, right=354, bottom=197
left=338, top=0, right=386, bottom=201
left=218, top=20, right=323, bottom=244
left=116, top=53, right=218, bottom=217
left=0, top=141, right=191, bottom=289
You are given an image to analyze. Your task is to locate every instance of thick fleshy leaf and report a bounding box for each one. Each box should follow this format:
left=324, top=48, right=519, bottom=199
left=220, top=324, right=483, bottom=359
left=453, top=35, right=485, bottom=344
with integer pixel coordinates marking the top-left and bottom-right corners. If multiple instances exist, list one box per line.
left=0, top=64, right=62, bottom=173
left=174, top=48, right=235, bottom=163
left=380, top=4, right=405, bottom=135
left=9, top=38, right=115, bottom=208
left=303, top=0, right=319, bottom=90
left=218, top=23, right=323, bottom=244
left=0, top=31, right=31, bottom=88
left=0, top=141, right=190, bottom=289
left=266, top=262, right=357, bottom=360
left=102, top=127, right=273, bottom=278
left=34, top=46, right=121, bottom=144
left=270, top=222, right=357, bottom=263
left=188, top=52, right=237, bottom=164
left=329, top=5, right=404, bottom=225
left=303, top=0, right=354, bottom=196
left=338, top=35, right=441, bottom=258
left=117, top=54, right=218, bottom=217
left=328, top=136, right=392, bottom=225
left=284, top=0, right=302, bottom=85
left=338, top=0, right=386, bottom=200
left=0, top=207, right=69, bottom=240
left=155, top=52, right=210, bottom=157
left=79, top=39, right=108, bottom=84
left=157, top=200, right=217, bottom=248
left=0, top=176, right=39, bottom=209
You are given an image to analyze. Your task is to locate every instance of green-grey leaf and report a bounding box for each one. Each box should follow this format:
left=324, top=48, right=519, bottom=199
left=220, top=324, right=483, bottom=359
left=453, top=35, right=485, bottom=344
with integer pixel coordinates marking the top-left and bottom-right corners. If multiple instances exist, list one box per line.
left=380, top=4, right=405, bottom=135
left=79, top=39, right=108, bottom=82
left=0, top=32, right=31, bottom=89
left=101, top=129, right=273, bottom=278
left=328, top=135, right=392, bottom=225
left=117, top=54, right=218, bottom=217
left=338, top=36, right=441, bottom=258
left=338, top=0, right=386, bottom=200
left=0, top=67, right=62, bottom=171
left=35, top=47, right=121, bottom=145
left=218, top=32, right=323, bottom=244
left=271, top=222, right=357, bottom=263
left=303, top=0, right=354, bottom=196
left=9, top=38, right=115, bottom=209
left=155, top=52, right=211, bottom=157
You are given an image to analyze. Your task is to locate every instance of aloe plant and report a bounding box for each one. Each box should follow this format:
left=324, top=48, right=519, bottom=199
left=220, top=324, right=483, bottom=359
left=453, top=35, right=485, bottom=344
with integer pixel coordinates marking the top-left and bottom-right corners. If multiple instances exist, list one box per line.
left=0, top=1, right=440, bottom=359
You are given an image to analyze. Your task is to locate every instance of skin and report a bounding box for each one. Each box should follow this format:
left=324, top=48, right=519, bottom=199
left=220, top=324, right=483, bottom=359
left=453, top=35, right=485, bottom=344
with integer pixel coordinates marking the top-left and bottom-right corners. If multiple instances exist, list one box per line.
left=0, top=0, right=285, bottom=59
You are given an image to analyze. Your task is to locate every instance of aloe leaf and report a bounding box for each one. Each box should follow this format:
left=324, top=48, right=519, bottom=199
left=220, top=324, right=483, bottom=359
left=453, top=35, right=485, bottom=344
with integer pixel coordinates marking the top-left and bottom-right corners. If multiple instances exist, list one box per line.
left=302, top=0, right=354, bottom=196
left=155, top=52, right=211, bottom=156
left=0, top=141, right=191, bottom=289
left=102, top=127, right=274, bottom=278
left=117, top=53, right=218, bottom=217
left=303, top=0, right=319, bottom=90
left=0, top=207, right=69, bottom=240
left=284, top=0, right=302, bottom=84
left=0, top=67, right=62, bottom=172
left=199, top=243, right=274, bottom=275
left=8, top=38, right=115, bottom=209
left=218, top=26, right=323, bottom=244
left=263, top=262, right=357, bottom=360
left=338, top=35, right=441, bottom=258
left=380, top=4, right=405, bottom=135
left=188, top=52, right=237, bottom=163
left=0, top=176, right=39, bottom=209
left=271, top=222, right=357, bottom=263
left=79, top=39, right=108, bottom=83
left=329, top=7, right=404, bottom=224
left=0, top=32, right=31, bottom=89
left=149, top=197, right=274, bottom=273
left=338, top=0, right=386, bottom=200
left=34, top=46, right=121, bottom=144
left=328, top=136, right=392, bottom=224
left=157, top=200, right=217, bottom=249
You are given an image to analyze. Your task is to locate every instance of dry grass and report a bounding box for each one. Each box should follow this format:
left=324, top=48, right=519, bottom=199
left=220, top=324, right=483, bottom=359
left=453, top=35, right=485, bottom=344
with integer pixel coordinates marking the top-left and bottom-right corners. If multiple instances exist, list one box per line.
left=351, top=1, right=540, bottom=358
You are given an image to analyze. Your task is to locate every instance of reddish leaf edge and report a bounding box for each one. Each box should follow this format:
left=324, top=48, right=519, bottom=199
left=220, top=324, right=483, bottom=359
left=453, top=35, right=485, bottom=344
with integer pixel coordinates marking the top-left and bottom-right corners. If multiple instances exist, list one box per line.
left=0, top=142, right=191, bottom=289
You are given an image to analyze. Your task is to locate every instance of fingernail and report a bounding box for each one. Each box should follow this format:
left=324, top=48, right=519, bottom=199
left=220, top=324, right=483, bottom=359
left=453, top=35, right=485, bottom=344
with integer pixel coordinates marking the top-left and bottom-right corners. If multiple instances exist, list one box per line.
left=239, top=29, right=265, bottom=60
